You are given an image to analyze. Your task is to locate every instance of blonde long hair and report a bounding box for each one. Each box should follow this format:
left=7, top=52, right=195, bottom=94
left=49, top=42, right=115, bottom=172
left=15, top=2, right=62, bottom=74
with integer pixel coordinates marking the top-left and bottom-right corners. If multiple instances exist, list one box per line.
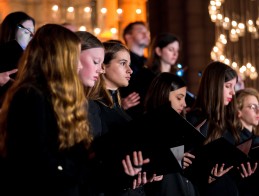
left=0, top=24, right=92, bottom=155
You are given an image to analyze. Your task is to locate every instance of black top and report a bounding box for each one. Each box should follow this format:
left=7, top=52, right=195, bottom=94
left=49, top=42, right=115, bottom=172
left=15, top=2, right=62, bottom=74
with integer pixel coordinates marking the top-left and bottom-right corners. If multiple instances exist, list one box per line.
left=0, top=40, right=24, bottom=107
left=2, top=83, right=89, bottom=196
left=120, top=51, right=155, bottom=120
left=186, top=109, right=258, bottom=196
left=86, top=90, right=145, bottom=196
left=0, top=40, right=23, bottom=73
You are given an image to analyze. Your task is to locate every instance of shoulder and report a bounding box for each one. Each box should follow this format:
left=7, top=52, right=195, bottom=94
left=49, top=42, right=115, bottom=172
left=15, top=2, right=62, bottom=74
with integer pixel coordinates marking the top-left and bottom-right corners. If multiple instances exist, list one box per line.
left=11, top=84, right=49, bottom=108
left=88, top=100, right=102, bottom=118
left=88, top=100, right=101, bottom=111
left=0, top=41, right=23, bottom=72
left=0, top=40, right=23, bottom=55
left=15, top=84, right=45, bottom=97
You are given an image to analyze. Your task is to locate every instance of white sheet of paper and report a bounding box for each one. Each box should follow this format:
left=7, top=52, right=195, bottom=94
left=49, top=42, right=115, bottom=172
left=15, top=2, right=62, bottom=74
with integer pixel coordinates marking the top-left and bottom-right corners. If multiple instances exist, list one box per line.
left=170, top=145, right=184, bottom=168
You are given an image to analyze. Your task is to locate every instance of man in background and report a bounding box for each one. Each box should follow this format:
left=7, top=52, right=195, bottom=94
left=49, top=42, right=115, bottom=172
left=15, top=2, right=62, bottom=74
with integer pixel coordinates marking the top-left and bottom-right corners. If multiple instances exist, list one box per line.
left=120, top=21, right=154, bottom=119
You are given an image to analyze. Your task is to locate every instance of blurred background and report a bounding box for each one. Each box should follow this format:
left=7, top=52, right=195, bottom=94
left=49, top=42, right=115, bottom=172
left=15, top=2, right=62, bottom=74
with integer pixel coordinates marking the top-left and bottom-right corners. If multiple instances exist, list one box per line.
left=0, top=0, right=258, bottom=95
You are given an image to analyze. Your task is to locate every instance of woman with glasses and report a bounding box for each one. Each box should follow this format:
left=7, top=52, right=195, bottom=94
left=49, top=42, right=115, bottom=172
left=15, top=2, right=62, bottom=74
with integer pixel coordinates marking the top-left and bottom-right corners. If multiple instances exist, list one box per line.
left=0, top=11, right=35, bottom=107
left=236, top=88, right=259, bottom=196
left=236, top=88, right=259, bottom=134
left=186, top=61, right=257, bottom=196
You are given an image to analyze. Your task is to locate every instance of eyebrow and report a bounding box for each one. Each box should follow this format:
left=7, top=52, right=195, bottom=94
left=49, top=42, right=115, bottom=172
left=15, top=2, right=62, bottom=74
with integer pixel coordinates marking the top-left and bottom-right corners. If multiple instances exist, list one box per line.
left=17, top=24, right=34, bottom=36
left=119, top=59, right=128, bottom=62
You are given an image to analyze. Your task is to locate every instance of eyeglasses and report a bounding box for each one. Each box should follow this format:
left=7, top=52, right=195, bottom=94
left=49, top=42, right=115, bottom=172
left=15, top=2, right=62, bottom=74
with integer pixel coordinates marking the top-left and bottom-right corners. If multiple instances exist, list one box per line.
left=246, top=104, right=259, bottom=113
left=17, top=24, right=34, bottom=37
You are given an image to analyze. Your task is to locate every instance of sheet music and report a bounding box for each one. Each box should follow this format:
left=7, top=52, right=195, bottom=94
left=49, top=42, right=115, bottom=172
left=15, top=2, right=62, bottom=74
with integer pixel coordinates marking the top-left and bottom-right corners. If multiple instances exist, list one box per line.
left=170, top=145, right=184, bottom=168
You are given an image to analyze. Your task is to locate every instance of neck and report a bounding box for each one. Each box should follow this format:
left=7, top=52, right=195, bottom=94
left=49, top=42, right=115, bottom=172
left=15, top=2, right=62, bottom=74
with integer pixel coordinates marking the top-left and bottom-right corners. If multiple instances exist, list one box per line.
left=241, top=120, right=253, bottom=132
left=160, top=61, right=171, bottom=73
left=105, top=81, right=118, bottom=91
left=129, top=45, right=145, bottom=56
left=107, top=87, right=118, bottom=91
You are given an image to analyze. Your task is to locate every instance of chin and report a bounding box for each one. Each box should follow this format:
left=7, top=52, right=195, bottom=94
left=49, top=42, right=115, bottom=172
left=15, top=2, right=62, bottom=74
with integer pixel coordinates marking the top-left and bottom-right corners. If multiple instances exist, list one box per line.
left=122, top=82, right=129, bottom=87
left=224, top=102, right=229, bottom=106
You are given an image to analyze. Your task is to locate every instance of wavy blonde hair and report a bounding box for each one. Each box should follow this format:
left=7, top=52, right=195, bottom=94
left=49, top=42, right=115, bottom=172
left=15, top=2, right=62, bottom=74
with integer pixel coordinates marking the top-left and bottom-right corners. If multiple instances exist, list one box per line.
left=0, top=24, right=92, bottom=155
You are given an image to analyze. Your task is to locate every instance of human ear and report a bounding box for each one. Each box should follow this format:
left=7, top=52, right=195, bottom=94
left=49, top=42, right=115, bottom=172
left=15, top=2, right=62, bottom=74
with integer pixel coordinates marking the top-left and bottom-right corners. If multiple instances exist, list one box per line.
left=237, top=110, right=242, bottom=118
left=101, top=64, right=106, bottom=74
left=155, top=47, right=162, bottom=56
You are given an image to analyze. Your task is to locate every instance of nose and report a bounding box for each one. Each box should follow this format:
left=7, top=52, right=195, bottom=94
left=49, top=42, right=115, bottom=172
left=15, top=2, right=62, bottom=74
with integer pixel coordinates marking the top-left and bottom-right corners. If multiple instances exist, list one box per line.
left=127, top=64, right=133, bottom=74
left=230, top=87, right=235, bottom=95
left=182, top=100, right=187, bottom=108
left=174, top=50, right=179, bottom=57
left=97, top=68, right=104, bottom=74
left=77, top=61, right=83, bottom=72
left=96, top=65, right=104, bottom=74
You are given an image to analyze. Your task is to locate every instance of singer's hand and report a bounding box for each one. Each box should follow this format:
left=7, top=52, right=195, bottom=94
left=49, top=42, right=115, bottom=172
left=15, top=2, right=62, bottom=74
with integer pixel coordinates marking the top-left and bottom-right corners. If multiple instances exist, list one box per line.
left=0, top=69, right=17, bottom=86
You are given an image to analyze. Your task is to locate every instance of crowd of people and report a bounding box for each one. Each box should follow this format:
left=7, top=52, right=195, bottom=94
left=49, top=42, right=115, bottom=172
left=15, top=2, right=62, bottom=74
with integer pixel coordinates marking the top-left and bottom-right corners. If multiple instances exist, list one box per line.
left=0, top=11, right=259, bottom=196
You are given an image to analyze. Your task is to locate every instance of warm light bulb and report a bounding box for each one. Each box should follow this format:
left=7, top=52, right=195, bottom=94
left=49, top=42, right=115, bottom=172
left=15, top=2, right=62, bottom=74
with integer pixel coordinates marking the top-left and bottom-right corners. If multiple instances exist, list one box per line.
left=213, top=46, right=219, bottom=52
left=246, top=62, right=252, bottom=69
left=110, top=28, right=117, bottom=34
left=79, top=26, right=87, bottom=31
left=101, top=8, right=107, bottom=14
left=219, top=55, right=225, bottom=61
left=136, top=9, right=142, bottom=14
left=224, top=58, right=230, bottom=65
left=52, top=5, right=58, bottom=11
left=210, top=0, right=216, bottom=6
left=250, top=66, right=256, bottom=72
left=223, top=17, right=230, bottom=29
left=67, top=7, right=74, bottom=12
left=231, top=20, right=237, bottom=27
left=117, top=8, right=123, bottom=15
left=217, top=14, right=223, bottom=21
left=94, top=28, right=101, bottom=35
left=232, top=62, right=238, bottom=69
left=250, top=72, right=258, bottom=80
left=84, top=7, right=91, bottom=13
left=239, top=65, right=247, bottom=73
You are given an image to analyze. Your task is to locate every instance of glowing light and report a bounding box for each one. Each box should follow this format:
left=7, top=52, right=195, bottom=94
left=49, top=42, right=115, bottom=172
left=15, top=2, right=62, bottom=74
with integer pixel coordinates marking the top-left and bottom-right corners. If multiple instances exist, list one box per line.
left=101, top=8, right=107, bottom=14
left=84, top=7, right=91, bottom=13
left=67, top=7, right=74, bottom=12
left=79, top=26, right=87, bottom=31
left=110, top=28, right=117, bottom=34
left=136, top=9, right=142, bottom=14
left=94, top=28, right=101, bottom=35
left=117, top=8, right=123, bottom=15
left=52, top=5, right=58, bottom=11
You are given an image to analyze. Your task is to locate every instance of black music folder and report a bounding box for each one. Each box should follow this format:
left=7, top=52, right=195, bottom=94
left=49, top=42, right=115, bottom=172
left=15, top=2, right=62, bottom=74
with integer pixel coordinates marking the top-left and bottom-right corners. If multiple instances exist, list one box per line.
left=93, top=103, right=205, bottom=176
left=249, top=145, right=259, bottom=162
left=198, top=137, right=250, bottom=167
left=184, top=136, right=252, bottom=183
left=248, top=135, right=259, bottom=162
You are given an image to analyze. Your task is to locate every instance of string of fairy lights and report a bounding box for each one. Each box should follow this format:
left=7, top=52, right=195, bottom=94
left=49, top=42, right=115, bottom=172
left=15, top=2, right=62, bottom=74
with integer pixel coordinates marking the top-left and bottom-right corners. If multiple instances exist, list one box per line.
left=50, top=1, right=143, bottom=39
left=208, top=0, right=258, bottom=80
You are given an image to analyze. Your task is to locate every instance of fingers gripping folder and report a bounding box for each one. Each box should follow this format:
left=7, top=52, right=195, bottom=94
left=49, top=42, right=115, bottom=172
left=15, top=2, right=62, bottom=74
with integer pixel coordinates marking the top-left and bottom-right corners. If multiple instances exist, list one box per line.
left=93, top=103, right=206, bottom=176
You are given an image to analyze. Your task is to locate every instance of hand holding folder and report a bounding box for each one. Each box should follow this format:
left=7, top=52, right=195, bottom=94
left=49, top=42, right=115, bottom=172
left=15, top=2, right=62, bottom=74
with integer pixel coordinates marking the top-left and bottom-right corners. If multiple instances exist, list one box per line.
left=184, top=136, right=253, bottom=183
left=198, top=137, right=251, bottom=167
left=93, top=103, right=206, bottom=177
